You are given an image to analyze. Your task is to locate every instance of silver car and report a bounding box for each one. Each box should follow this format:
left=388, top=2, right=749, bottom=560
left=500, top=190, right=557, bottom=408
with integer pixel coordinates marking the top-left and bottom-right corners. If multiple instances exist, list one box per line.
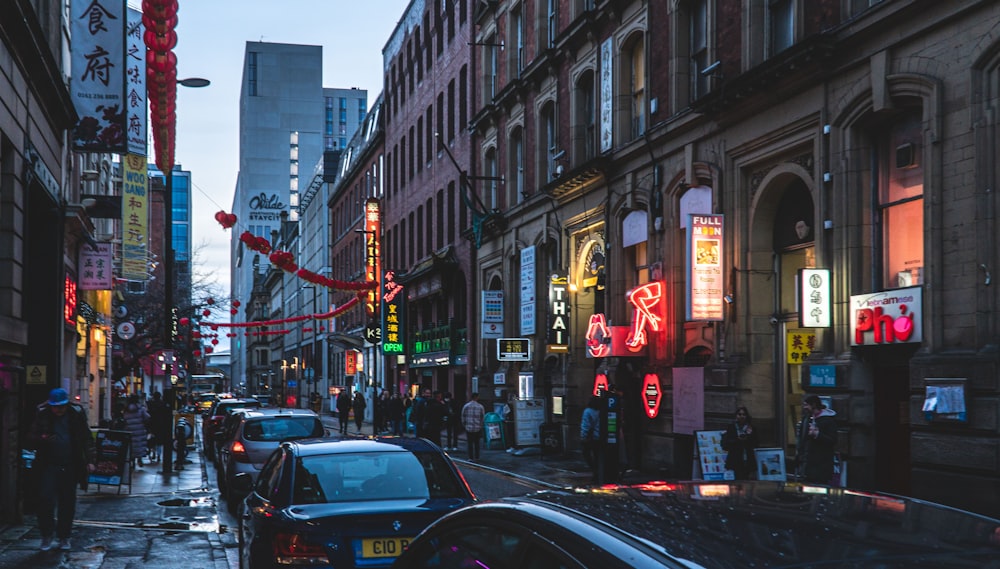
left=217, top=407, right=326, bottom=511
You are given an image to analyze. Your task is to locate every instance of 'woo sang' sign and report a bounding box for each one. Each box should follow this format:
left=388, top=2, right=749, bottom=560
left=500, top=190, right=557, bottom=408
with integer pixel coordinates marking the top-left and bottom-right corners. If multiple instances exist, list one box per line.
left=850, top=287, right=922, bottom=346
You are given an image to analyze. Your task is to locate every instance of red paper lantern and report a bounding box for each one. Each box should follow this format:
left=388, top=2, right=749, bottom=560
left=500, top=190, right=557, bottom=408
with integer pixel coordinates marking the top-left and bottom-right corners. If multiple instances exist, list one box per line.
left=206, top=298, right=215, bottom=305
left=193, top=350, right=201, bottom=357
left=205, top=346, right=213, bottom=354
left=202, top=309, right=211, bottom=317
left=211, top=338, right=219, bottom=345
left=179, top=317, right=189, bottom=326
left=233, top=300, right=241, bottom=308
left=231, top=308, right=238, bottom=315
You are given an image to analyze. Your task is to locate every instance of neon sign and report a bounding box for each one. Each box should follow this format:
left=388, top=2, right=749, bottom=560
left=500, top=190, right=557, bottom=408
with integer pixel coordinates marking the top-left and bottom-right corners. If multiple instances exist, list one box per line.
left=642, top=373, right=661, bottom=418
left=64, top=275, right=77, bottom=326
left=364, top=198, right=381, bottom=318
left=381, top=271, right=405, bottom=354
left=585, top=314, right=611, bottom=358
left=593, top=373, right=608, bottom=396
left=625, top=282, right=663, bottom=352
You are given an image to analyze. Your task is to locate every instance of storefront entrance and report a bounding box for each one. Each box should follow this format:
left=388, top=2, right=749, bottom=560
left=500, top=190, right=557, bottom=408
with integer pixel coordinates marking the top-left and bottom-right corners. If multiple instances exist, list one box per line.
left=873, top=364, right=911, bottom=495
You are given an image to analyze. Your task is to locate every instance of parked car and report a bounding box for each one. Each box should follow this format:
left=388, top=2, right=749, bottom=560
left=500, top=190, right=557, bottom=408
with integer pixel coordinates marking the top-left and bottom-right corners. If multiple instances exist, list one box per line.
left=235, top=437, right=476, bottom=569
left=196, top=393, right=219, bottom=414
left=202, top=397, right=261, bottom=462
left=217, top=408, right=326, bottom=511
left=391, top=480, right=1000, bottom=569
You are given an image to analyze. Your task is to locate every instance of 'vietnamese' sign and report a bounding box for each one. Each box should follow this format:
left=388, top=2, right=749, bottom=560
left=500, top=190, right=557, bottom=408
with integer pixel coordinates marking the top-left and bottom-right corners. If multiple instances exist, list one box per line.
left=850, top=286, right=922, bottom=346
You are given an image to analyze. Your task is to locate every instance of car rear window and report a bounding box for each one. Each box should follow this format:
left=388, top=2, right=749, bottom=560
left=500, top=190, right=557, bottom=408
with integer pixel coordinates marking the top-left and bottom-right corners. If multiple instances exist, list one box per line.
left=243, top=417, right=323, bottom=442
left=292, top=451, right=463, bottom=504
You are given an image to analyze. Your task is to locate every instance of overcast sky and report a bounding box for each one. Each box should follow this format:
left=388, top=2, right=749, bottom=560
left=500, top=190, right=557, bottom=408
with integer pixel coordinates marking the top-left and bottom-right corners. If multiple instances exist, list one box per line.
left=157, top=1, right=410, bottom=350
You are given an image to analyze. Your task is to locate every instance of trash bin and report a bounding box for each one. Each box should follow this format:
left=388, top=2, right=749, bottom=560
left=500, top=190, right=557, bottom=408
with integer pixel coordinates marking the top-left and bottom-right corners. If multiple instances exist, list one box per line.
left=484, top=412, right=504, bottom=449
left=539, top=423, right=563, bottom=457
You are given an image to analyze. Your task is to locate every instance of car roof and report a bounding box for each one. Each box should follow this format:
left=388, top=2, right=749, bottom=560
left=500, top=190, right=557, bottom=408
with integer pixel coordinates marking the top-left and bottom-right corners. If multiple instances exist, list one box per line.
left=237, top=408, right=319, bottom=419
left=439, top=482, right=1000, bottom=567
left=283, top=436, right=438, bottom=457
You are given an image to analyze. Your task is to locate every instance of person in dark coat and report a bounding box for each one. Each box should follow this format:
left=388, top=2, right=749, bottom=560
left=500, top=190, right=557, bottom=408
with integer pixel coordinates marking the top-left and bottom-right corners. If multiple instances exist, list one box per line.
left=122, top=394, right=150, bottom=467
left=28, top=388, right=96, bottom=551
left=422, top=391, right=447, bottom=447
left=335, top=390, right=352, bottom=434
left=796, top=395, right=838, bottom=483
left=411, top=388, right=430, bottom=438
left=352, top=391, right=367, bottom=433
left=146, top=391, right=173, bottom=463
left=387, top=392, right=405, bottom=436
left=721, top=406, right=760, bottom=480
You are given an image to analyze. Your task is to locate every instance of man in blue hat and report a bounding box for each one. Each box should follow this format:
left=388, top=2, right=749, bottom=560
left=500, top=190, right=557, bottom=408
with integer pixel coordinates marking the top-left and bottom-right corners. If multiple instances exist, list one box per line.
left=28, top=388, right=96, bottom=551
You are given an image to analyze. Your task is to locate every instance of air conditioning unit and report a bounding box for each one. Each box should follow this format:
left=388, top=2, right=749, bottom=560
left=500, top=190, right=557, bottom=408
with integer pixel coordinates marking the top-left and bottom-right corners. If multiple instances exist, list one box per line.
left=81, top=170, right=100, bottom=181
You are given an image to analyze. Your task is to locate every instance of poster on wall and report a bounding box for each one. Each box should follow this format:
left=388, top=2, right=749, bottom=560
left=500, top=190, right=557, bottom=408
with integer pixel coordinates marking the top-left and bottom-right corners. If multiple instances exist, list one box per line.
left=755, top=448, right=787, bottom=481
left=686, top=214, right=725, bottom=321
left=672, top=367, right=705, bottom=434
left=695, top=430, right=732, bottom=481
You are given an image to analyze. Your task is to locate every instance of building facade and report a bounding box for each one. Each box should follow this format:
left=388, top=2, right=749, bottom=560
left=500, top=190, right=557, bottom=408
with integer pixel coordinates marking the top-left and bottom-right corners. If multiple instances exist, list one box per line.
left=469, top=0, right=1000, bottom=517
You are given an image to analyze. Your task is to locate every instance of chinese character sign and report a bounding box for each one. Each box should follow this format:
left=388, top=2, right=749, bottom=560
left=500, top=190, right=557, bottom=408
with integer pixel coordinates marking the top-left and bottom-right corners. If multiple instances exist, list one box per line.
left=686, top=214, right=725, bottom=321
left=381, top=271, right=405, bottom=354
left=786, top=329, right=816, bottom=364
left=125, top=8, right=147, bottom=156
left=799, top=268, right=831, bottom=328
left=71, top=0, right=127, bottom=152
left=79, top=243, right=113, bottom=290
left=121, top=154, right=149, bottom=281
left=364, top=199, right=381, bottom=319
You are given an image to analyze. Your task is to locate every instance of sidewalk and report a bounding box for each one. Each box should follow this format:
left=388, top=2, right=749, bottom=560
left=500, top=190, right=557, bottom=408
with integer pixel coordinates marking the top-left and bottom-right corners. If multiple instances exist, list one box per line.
left=0, top=437, right=229, bottom=569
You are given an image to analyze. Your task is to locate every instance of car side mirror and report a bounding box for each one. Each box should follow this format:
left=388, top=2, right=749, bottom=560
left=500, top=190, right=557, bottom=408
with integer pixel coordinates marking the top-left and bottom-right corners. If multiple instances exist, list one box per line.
left=232, top=472, right=254, bottom=494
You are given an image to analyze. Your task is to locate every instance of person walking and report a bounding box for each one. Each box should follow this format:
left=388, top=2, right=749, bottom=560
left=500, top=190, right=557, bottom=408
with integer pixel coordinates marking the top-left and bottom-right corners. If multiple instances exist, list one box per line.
left=352, top=391, right=367, bottom=434
left=411, top=388, right=430, bottom=438
left=28, top=388, right=96, bottom=551
left=443, top=392, right=460, bottom=451
left=335, top=389, right=352, bottom=435
left=146, top=391, right=173, bottom=463
left=460, top=392, right=485, bottom=460
left=580, top=396, right=602, bottom=482
left=796, top=395, right=838, bottom=484
left=122, top=394, right=150, bottom=468
left=387, top=392, right=405, bottom=436
left=721, top=406, right=759, bottom=480
left=423, top=391, right=447, bottom=447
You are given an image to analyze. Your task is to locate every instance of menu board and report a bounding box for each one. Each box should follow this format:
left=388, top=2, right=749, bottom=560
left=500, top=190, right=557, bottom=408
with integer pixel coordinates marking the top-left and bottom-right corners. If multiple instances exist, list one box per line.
left=695, top=430, right=732, bottom=481
left=89, top=429, right=131, bottom=486
left=513, top=399, right=545, bottom=446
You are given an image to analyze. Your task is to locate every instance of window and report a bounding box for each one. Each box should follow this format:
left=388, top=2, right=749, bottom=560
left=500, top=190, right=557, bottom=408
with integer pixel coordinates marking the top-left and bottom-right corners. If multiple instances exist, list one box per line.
left=510, top=5, right=524, bottom=78
left=538, top=0, right=557, bottom=50
left=448, top=79, right=456, bottom=143
left=484, top=147, right=498, bottom=210
left=484, top=36, right=499, bottom=103
left=624, top=34, right=646, bottom=140
left=248, top=52, right=258, bottom=96
left=768, top=0, right=794, bottom=56
left=540, top=102, right=558, bottom=182
left=573, top=70, right=596, bottom=161
left=879, top=112, right=924, bottom=289
left=459, top=65, right=468, bottom=129
left=690, top=0, right=709, bottom=100
left=509, top=127, right=524, bottom=205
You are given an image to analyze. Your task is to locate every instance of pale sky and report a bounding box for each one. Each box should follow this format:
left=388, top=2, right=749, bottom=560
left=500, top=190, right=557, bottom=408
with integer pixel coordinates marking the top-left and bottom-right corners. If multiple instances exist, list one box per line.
left=164, top=1, right=411, bottom=350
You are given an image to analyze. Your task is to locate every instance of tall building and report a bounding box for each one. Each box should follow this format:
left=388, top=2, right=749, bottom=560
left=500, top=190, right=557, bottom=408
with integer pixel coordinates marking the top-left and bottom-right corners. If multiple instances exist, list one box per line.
left=148, top=165, right=193, bottom=307
left=230, top=42, right=366, bottom=393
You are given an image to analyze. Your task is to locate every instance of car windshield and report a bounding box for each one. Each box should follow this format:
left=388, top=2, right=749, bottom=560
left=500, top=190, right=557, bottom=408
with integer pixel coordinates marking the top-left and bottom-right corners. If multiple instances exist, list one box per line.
left=292, top=450, right=461, bottom=504
left=243, top=417, right=323, bottom=441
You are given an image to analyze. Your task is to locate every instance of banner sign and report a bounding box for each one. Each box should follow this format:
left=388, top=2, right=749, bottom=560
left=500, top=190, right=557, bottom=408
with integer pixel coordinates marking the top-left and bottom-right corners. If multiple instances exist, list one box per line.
left=686, top=214, right=724, bottom=321
left=71, top=0, right=127, bottom=152
left=381, top=270, right=405, bottom=354
left=364, top=199, right=381, bottom=319
left=547, top=273, right=569, bottom=353
left=520, top=246, right=536, bottom=335
left=482, top=290, right=503, bottom=339
left=850, top=286, right=922, bottom=346
left=799, top=268, right=831, bottom=327
left=121, top=154, right=149, bottom=280
left=79, top=242, right=114, bottom=290
left=125, top=8, right=147, bottom=156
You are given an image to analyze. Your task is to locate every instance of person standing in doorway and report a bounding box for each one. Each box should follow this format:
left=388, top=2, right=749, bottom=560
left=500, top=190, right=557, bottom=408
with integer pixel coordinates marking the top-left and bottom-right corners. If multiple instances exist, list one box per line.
left=460, top=392, right=485, bottom=460
left=721, top=406, right=760, bottom=480
left=352, top=391, right=367, bottom=434
left=796, top=395, right=838, bottom=483
left=335, top=389, right=352, bottom=435
left=28, top=388, right=96, bottom=551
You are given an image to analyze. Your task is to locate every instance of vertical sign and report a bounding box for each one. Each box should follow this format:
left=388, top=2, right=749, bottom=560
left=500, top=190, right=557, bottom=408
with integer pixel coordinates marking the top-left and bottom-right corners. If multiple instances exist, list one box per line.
left=481, top=290, right=504, bottom=339
left=786, top=329, right=816, bottom=364
left=547, top=273, right=569, bottom=353
left=345, top=350, right=358, bottom=376
left=642, top=373, right=662, bottom=418
left=125, top=8, right=147, bottom=156
left=64, top=274, right=78, bottom=326
left=686, top=214, right=724, bottom=321
left=364, top=199, right=381, bottom=319
left=381, top=271, right=405, bottom=354
left=79, top=243, right=114, bottom=290
left=799, top=268, right=831, bottom=327
left=121, top=154, right=149, bottom=280
left=71, top=0, right=127, bottom=152
left=520, top=246, right=536, bottom=336
left=599, top=37, right=614, bottom=153
left=672, top=367, right=705, bottom=434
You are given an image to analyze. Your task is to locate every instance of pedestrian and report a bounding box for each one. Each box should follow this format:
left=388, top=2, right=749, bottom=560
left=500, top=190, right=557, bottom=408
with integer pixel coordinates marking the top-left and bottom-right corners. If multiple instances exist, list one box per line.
left=411, top=388, right=430, bottom=438
left=387, top=391, right=405, bottom=436
left=28, top=388, right=96, bottom=551
left=721, top=406, right=759, bottom=480
left=460, top=392, right=485, bottom=460
left=122, top=394, right=150, bottom=468
left=796, top=395, right=838, bottom=484
left=310, top=391, right=321, bottom=414
left=146, top=391, right=173, bottom=463
left=352, top=391, right=367, bottom=434
left=443, top=391, right=460, bottom=450
left=423, top=391, right=447, bottom=447
left=335, top=389, right=352, bottom=435
left=580, top=395, right=601, bottom=482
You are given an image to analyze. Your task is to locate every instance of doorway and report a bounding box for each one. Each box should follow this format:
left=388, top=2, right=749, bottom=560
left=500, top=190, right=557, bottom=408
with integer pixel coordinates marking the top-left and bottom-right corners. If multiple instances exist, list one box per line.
left=873, top=364, right=911, bottom=494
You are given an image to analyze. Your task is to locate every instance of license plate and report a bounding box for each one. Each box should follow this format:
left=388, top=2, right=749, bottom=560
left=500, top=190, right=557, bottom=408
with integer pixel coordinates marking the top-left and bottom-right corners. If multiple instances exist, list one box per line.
left=361, top=537, right=410, bottom=558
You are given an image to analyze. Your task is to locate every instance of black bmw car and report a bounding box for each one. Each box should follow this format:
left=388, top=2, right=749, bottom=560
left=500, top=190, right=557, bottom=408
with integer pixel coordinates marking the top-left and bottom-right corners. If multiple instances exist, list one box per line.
left=235, top=436, right=476, bottom=568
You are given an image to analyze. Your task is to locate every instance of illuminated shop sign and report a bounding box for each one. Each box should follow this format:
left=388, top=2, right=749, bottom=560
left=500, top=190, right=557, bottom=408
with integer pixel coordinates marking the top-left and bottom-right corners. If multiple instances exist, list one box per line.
left=364, top=198, right=381, bottom=319
left=686, top=214, right=724, bottom=321
left=497, top=338, right=531, bottom=362
left=381, top=270, right=405, bottom=354
left=625, top=281, right=663, bottom=352
left=585, top=314, right=612, bottom=358
left=64, top=274, right=77, bottom=326
left=593, top=373, right=608, bottom=396
left=642, top=373, right=662, bottom=418
left=548, top=273, right=569, bottom=353
left=799, top=268, right=831, bottom=328
left=345, top=350, right=358, bottom=375
left=850, top=287, right=922, bottom=346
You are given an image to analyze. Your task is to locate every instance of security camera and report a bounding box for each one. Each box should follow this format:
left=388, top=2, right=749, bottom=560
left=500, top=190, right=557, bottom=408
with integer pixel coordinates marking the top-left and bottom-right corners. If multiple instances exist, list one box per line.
left=769, top=316, right=778, bottom=325
left=552, top=164, right=564, bottom=179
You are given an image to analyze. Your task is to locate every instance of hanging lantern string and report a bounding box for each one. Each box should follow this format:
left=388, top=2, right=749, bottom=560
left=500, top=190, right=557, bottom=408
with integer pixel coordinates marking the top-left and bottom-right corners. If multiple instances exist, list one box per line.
left=202, top=293, right=363, bottom=329
left=238, top=231, right=377, bottom=293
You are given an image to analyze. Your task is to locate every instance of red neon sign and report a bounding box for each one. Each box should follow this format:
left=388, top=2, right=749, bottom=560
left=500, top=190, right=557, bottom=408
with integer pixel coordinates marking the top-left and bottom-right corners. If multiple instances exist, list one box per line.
left=364, top=198, right=381, bottom=318
left=64, top=275, right=77, bottom=326
left=625, top=281, right=664, bottom=352
left=585, top=314, right=612, bottom=358
left=642, top=373, right=662, bottom=418
left=593, top=373, right=608, bottom=396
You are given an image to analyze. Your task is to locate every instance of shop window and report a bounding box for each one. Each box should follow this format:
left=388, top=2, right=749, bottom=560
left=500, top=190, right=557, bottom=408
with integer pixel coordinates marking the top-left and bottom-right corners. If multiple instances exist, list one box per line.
left=879, top=112, right=924, bottom=289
